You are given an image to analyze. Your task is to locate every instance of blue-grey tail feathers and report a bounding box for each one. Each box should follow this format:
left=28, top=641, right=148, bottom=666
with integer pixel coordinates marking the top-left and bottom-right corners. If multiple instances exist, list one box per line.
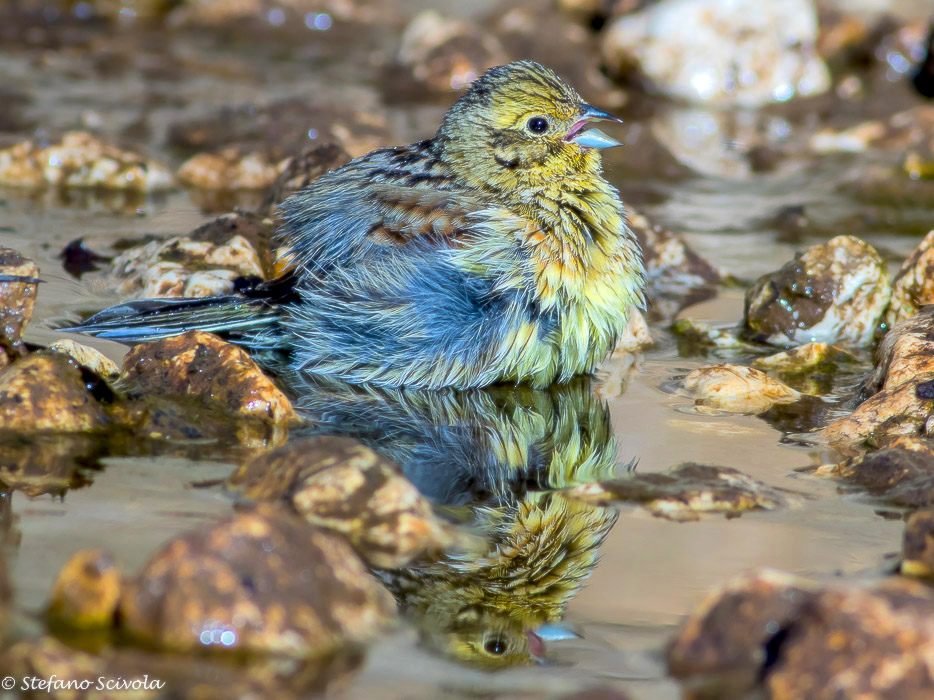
left=61, top=296, right=287, bottom=349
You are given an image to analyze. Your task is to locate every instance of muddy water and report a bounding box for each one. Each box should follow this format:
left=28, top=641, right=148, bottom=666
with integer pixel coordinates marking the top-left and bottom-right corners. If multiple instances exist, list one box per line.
left=2, top=6, right=934, bottom=699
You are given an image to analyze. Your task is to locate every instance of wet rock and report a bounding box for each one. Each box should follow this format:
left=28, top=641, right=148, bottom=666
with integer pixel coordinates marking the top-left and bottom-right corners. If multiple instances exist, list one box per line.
left=167, top=99, right=392, bottom=161
left=47, top=339, right=120, bottom=381
left=3, top=634, right=362, bottom=699
left=109, top=212, right=274, bottom=298
left=227, top=436, right=452, bottom=569
left=561, top=462, right=791, bottom=521
left=679, top=364, right=801, bottom=414
left=612, top=309, right=652, bottom=355
left=392, top=10, right=508, bottom=96
left=627, top=206, right=722, bottom=320
left=48, top=549, right=121, bottom=629
left=886, top=230, right=934, bottom=328
left=0, top=247, right=39, bottom=362
left=0, top=131, right=173, bottom=191
left=752, top=342, right=858, bottom=374
left=864, top=307, right=934, bottom=398
left=825, top=310, right=934, bottom=445
left=177, top=147, right=286, bottom=191
left=601, top=0, right=830, bottom=106
left=813, top=437, right=934, bottom=506
left=119, top=504, right=396, bottom=656
left=671, top=569, right=934, bottom=698
left=743, top=235, right=891, bottom=347
left=0, top=353, right=110, bottom=433
left=120, top=331, right=298, bottom=425
left=670, top=319, right=755, bottom=355
left=260, top=142, right=351, bottom=214
left=668, top=568, right=814, bottom=680
left=901, top=509, right=934, bottom=578
left=765, top=578, right=934, bottom=699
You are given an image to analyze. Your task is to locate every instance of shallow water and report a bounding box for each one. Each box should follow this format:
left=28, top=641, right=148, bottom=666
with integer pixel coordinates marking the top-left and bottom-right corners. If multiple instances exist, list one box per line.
left=2, top=4, right=934, bottom=698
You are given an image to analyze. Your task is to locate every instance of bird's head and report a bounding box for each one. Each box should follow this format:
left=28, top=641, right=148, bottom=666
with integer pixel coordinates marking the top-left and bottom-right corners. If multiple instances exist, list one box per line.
left=436, top=60, right=623, bottom=198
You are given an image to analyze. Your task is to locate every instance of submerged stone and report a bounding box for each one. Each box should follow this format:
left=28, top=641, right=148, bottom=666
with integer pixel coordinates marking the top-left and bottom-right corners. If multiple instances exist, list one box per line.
left=561, top=462, right=791, bottom=521
left=901, top=509, right=934, bottom=578
left=813, top=437, right=934, bottom=507
left=227, top=436, right=452, bottom=569
left=120, top=331, right=298, bottom=426
left=679, top=364, right=801, bottom=414
left=743, top=235, right=890, bottom=347
left=119, top=504, right=396, bottom=657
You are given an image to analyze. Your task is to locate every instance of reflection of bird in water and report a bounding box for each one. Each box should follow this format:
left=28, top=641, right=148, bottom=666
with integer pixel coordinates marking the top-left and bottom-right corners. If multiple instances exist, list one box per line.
left=287, top=375, right=621, bottom=669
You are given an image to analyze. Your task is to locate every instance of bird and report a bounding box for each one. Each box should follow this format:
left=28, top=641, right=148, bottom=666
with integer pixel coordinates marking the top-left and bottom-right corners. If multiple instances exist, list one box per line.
left=285, top=374, right=621, bottom=669
left=69, top=60, right=645, bottom=390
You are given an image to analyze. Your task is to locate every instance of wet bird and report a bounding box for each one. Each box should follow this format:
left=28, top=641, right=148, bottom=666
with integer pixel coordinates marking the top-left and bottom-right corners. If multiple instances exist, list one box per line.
left=70, top=61, right=644, bottom=390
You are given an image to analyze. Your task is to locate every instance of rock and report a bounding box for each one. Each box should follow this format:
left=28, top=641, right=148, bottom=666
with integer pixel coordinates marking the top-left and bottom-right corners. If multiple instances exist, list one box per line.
left=765, top=579, right=934, bottom=699
left=120, top=331, right=298, bottom=425
left=901, top=509, right=934, bottom=577
left=227, top=436, right=452, bottom=569
left=177, top=147, right=286, bottom=191
left=48, top=549, right=121, bottom=629
left=886, top=230, right=934, bottom=328
left=668, top=568, right=814, bottom=680
left=601, top=0, right=830, bottom=106
left=561, top=462, right=792, bottom=521
left=813, top=437, right=934, bottom=507
left=0, top=353, right=111, bottom=432
left=109, top=212, right=274, bottom=298
left=612, top=309, right=653, bottom=355
left=670, top=319, right=755, bottom=354
left=260, top=142, right=351, bottom=214
left=0, top=247, right=39, bottom=362
left=825, top=310, right=934, bottom=445
left=626, top=206, right=722, bottom=319
left=679, top=364, right=801, bottom=414
left=743, top=235, right=891, bottom=347
left=752, top=342, right=858, bottom=374
left=393, top=10, right=508, bottom=95
left=0, top=131, right=173, bottom=191
left=119, top=504, right=396, bottom=656
left=47, top=339, right=120, bottom=380
left=671, top=570, right=934, bottom=698
left=167, top=99, right=391, bottom=161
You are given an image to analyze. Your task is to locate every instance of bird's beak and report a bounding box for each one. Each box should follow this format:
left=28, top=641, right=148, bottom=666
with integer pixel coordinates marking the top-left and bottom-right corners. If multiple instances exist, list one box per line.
left=526, top=622, right=581, bottom=664
left=565, top=104, right=624, bottom=149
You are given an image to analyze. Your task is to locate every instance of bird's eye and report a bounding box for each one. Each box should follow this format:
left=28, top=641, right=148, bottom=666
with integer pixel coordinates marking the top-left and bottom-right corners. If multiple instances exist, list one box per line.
left=527, top=117, right=549, bottom=134
left=484, top=638, right=507, bottom=655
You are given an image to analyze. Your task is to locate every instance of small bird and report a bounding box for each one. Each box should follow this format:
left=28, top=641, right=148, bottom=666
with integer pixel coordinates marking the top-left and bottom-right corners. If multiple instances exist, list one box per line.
left=71, top=60, right=644, bottom=390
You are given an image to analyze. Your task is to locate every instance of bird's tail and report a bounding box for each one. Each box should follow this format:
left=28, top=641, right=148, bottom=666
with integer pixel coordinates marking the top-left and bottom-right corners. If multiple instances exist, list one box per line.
left=61, top=295, right=288, bottom=350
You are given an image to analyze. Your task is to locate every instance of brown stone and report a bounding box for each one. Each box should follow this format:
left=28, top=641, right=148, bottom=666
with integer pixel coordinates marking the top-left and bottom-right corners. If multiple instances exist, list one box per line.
left=119, top=504, right=396, bottom=656
left=0, top=247, right=39, bottom=359
left=679, top=364, right=800, bottom=414
left=668, top=568, right=814, bottom=679
left=119, top=331, right=298, bottom=425
left=562, top=463, right=791, bottom=521
left=902, top=509, right=934, bottom=578
left=886, top=231, right=934, bottom=328
left=48, top=549, right=121, bottom=629
left=766, top=579, right=934, bottom=699
left=228, top=436, right=451, bottom=569
left=0, top=353, right=110, bottom=432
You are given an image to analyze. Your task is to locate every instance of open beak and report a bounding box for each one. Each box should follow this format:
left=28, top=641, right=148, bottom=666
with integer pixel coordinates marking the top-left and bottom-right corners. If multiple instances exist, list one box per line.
left=565, top=104, right=624, bottom=149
